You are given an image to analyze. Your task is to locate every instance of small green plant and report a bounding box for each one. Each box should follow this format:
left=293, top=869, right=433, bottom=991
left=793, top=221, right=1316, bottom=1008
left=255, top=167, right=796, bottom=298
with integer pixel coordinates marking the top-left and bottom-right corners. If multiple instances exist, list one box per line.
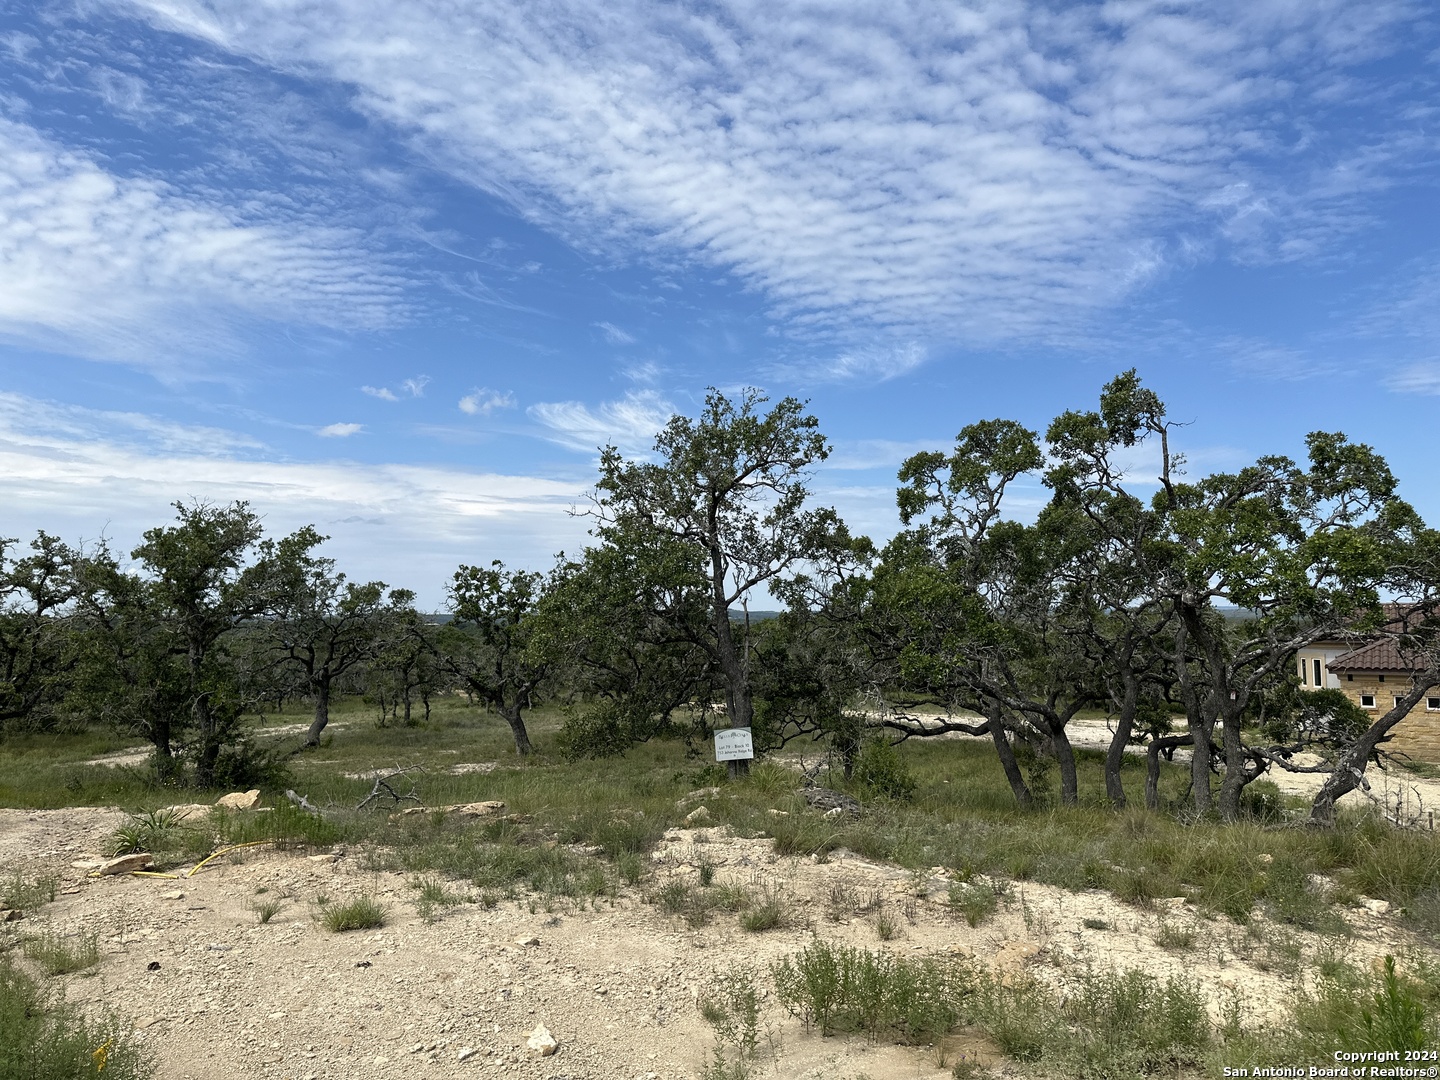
left=739, top=881, right=790, bottom=932
left=826, top=882, right=857, bottom=922
left=772, top=941, right=974, bottom=1042
left=0, top=951, right=154, bottom=1080
left=1082, top=917, right=1109, bottom=931
left=251, top=899, right=283, bottom=924
left=109, top=808, right=185, bottom=857
left=951, top=1052, right=992, bottom=1079
left=948, top=881, right=999, bottom=928
left=1153, top=920, right=1195, bottom=951
left=317, top=896, right=387, bottom=932
left=698, top=859, right=717, bottom=887
left=1, top=871, right=57, bottom=913
left=875, top=910, right=900, bottom=941
left=1351, top=956, right=1431, bottom=1052
left=410, top=876, right=464, bottom=922
left=23, top=930, right=100, bottom=976
left=699, top=965, right=769, bottom=1080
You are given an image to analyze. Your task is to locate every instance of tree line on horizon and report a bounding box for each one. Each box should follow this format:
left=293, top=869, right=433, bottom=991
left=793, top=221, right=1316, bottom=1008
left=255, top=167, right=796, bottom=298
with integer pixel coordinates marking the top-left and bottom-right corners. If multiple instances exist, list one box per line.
left=2, top=373, right=1439, bottom=825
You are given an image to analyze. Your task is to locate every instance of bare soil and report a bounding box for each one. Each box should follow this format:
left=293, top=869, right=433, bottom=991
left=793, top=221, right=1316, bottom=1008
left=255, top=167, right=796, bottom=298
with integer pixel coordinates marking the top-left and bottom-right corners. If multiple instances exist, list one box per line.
left=0, top=794, right=1431, bottom=1080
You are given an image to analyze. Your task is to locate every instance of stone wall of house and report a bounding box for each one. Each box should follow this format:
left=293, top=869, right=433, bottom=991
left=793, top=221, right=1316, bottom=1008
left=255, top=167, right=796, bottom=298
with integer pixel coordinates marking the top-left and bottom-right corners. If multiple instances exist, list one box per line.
left=1337, top=672, right=1440, bottom=762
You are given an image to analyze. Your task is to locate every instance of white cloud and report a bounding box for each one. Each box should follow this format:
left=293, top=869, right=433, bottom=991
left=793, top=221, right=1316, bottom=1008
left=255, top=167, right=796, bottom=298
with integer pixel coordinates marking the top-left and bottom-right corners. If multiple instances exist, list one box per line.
left=318, top=422, right=363, bottom=437
left=1385, top=363, right=1440, bottom=395
left=458, top=388, right=517, bottom=416
left=595, top=321, right=636, bottom=345
left=773, top=343, right=928, bottom=385
left=363, top=377, right=430, bottom=401
left=124, top=0, right=1422, bottom=363
left=528, top=390, right=675, bottom=454
left=0, top=392, right=588, bottom=606
left=0, top=116, right=404, bottom=370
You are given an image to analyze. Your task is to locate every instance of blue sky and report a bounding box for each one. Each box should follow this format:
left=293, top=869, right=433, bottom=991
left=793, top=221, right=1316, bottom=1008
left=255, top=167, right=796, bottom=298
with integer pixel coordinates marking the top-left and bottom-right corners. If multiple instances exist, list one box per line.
left=1, top=0, right=1437, bottom=606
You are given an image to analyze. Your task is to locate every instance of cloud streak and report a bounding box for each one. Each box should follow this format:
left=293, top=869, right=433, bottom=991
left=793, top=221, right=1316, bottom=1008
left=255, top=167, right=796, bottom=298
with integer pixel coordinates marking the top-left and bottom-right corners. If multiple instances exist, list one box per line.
left=0, top=392, right=587, bottom=605
left=0, top=116, right=406, bottom=370
left=528, top=390, right=674, bottom=454
left=123, top=0, right=1426, bottom=360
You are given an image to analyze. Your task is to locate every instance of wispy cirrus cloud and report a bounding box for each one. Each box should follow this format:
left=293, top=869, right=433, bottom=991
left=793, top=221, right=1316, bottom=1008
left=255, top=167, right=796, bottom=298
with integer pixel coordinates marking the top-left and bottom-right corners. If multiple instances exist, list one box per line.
left=595, top=321, right=636, bottom=345
left=528, top=390, right=675, bottom=454
left=0, top=116, right=406, bottom=371
left=1384, top=363, right=1440, bottom=395
left=122, top=0, right=1428, bottom=366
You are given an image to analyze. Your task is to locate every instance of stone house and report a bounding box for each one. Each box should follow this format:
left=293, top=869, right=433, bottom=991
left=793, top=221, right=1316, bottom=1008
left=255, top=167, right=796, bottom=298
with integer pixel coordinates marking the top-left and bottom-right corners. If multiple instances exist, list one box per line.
left=1295, top=613, right=1440, bottom=761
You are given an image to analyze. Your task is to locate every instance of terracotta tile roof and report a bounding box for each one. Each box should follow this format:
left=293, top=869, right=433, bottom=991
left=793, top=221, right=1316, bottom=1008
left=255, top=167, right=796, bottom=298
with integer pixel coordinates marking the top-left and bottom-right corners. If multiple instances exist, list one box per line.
left=1329, top=638, right=1420, bottom=673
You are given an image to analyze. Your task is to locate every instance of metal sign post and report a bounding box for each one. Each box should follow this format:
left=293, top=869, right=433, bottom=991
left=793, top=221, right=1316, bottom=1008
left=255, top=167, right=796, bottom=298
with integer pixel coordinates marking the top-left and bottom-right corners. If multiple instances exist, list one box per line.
left=714, top=727, right=754, bottom=779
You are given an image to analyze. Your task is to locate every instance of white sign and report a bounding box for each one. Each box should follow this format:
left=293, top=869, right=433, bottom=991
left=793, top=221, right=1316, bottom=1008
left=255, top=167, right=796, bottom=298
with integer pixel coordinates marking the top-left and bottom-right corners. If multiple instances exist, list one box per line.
left=714, top=728, right=755, bottom=762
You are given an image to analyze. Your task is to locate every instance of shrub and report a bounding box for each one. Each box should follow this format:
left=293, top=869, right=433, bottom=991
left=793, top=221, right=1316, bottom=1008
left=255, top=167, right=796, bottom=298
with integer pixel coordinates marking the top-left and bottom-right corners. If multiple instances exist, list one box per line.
left=973, top=967, right=1211, bottom=1077
left=948, top=881, right=999, bottom=927
left=772, top=941, right=974, bottom=1042
left=852, top=738, right=916, bottom=801
left=1284, top=956, right=1438, bottom=1058
left=0, top=952, right=153, bottom=1080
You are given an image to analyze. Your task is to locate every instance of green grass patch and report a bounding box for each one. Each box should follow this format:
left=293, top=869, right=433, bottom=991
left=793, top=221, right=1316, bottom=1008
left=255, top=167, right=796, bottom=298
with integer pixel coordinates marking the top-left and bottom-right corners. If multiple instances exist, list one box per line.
left=316, top=895, right=387, bottom=932
left=23, top=930, right=100, bottom=976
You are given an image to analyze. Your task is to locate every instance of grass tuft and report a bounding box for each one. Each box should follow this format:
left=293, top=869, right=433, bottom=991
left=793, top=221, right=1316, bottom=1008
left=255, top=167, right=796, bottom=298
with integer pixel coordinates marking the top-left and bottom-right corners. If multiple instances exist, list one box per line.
left=317, top=895, right=387, bottom=932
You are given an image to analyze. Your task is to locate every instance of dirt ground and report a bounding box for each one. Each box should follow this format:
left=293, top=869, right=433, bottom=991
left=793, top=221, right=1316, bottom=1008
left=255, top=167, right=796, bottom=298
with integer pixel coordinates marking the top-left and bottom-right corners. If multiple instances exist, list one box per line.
left=0, top=786, right=1432, bottom=1080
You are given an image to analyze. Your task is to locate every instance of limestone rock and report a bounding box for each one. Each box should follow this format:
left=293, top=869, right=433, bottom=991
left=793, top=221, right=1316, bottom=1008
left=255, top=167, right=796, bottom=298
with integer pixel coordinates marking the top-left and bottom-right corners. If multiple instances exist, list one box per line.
left=526, top=1023, right=559, bottom=1056
left=454, top=801, right=506, bottom=818
left=0, top=908, right=22, bottom=922
left=802, top=787, right=861, bottom=817
left=215, top=789, right=260, bottom=810
left=992, top=941, right=1042, bottom=985
left=514, top=935, right=540, bottom=947
left=94, top=853, right=153, bottom=876
left=1159, top=896, right=1189, bottom=912
left=456, top=1047, right=477, bottom=1062
left=162, top=804, right=213, bottom=822
left=683, top=806, right=713, bottom=826
left=1361, top=897, right=1391, bottom=915
left=676, top=786, right=722, bottom=809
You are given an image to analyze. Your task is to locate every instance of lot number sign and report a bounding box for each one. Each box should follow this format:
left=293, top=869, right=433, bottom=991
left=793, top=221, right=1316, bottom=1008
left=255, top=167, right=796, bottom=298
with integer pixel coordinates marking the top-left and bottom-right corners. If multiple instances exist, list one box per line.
left=714, top=728, right=755, bottom=762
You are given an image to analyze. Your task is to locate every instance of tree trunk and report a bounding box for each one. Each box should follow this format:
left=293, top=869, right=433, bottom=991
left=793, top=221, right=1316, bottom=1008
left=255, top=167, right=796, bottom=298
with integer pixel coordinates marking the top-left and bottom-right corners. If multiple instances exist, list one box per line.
left=1105, top=669, right=1138, bottom=807
left=193, top=690, right=221, bottom=789
left=1187, top=712, right=1213, bottom=814
left=1046, top=721, right=1078, bottom=807
left=1216, top=701, right=1248, bottom=822
left=501, top=700, right=533, bottom=756
left=1173, top=614, right=1214, bottom=815
left=988, top=708, right=1033, bottom=808
left=422, top=689, right=431, bottom=723
left=1146, top=734, right=1193, bottom=810
left=305, top=673, right=331, bottom=747
left=1311, top=680, right=1437, bottom=825
left=708, top=543, right=753, bottom=732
